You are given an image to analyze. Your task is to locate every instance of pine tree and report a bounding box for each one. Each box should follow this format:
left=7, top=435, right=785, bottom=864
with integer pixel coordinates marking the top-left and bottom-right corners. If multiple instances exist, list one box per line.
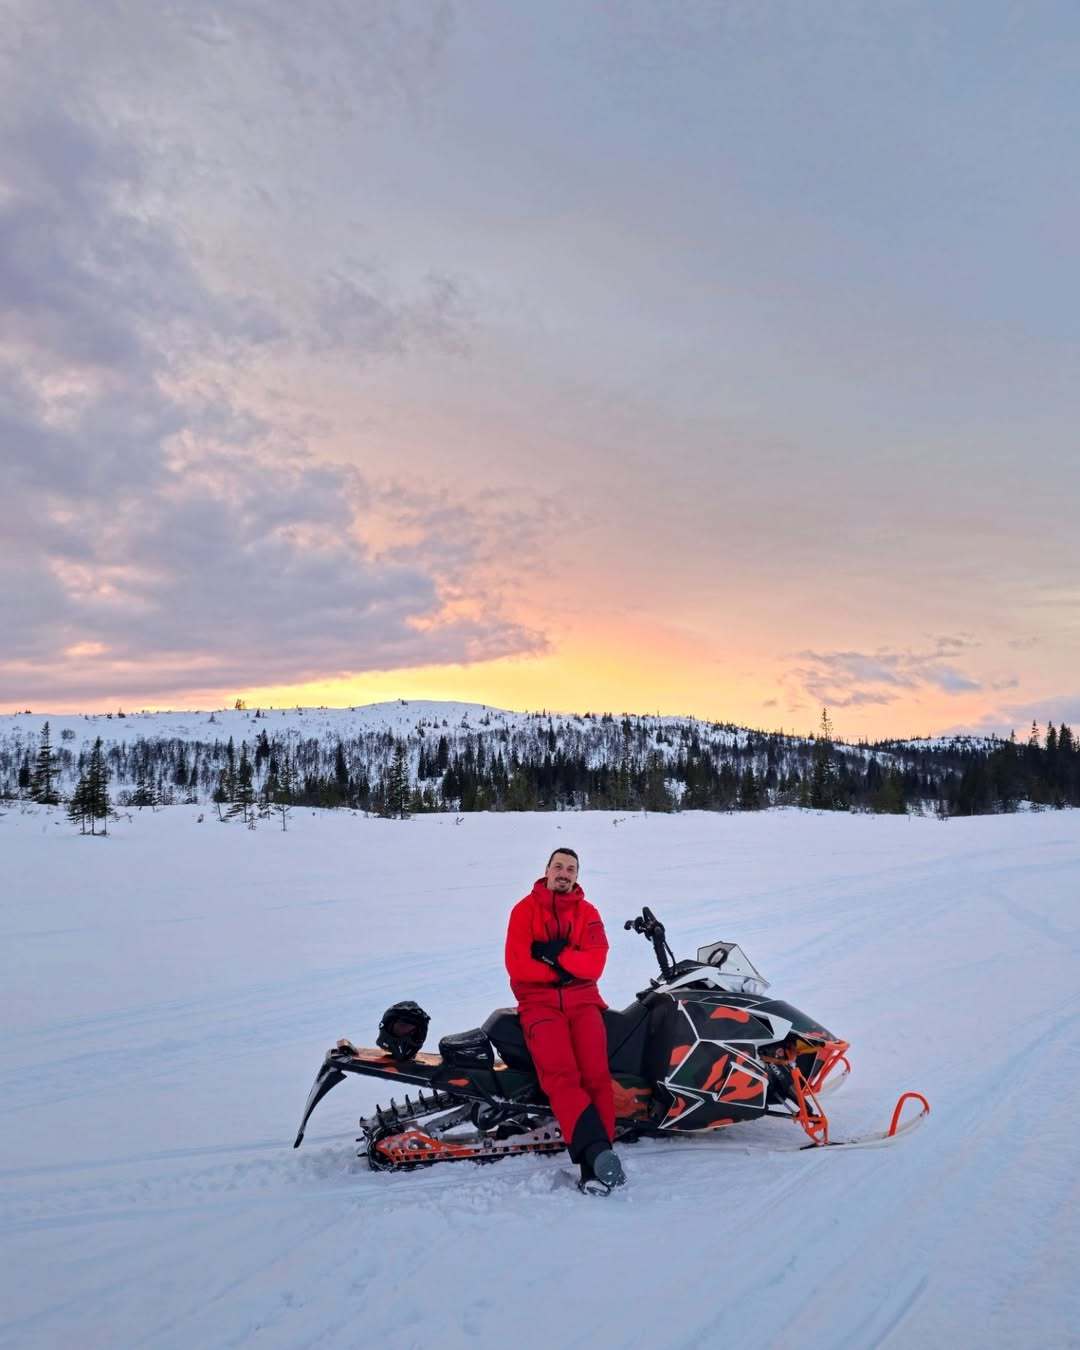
left=261, top=751, right=278, bottom=818
left=506, top=767, right=537, bottom=811
left=173, top=743, right=189, bottom=789
left=809, top=708, right=841, bottom=810
left=334, top=741, right=349, bottom=804
left=130, top=758, right=156, bottom=809
left=228, top=743, right=256, bottom=826
left=642, top=751, right=672, bottom=812
left=212, top=769, right=229, bottom=820
left=739, top=765, right=762, bottom=811
left=384, top=740, right=411, bottom=819
left=67, top=769, right=91, bottom=834
left=223, top=738, right=237, bottom=802
left=269, top=751, right=295, bottom=831
left=30, top=722, right=60, bottom=805
left=84, top=738, right=110, bottom=834
left=1043, top=722, right=1062, bottom=808
left=872, top=768, right=906, bottom=814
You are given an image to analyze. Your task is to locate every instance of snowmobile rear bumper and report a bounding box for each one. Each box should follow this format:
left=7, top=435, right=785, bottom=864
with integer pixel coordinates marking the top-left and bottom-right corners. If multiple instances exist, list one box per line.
left=293, top=1057, right=347, bottom=1148
left=294, top=1042, right=439, bottom=1147
left=293, top=1041, right=513, bottom=1147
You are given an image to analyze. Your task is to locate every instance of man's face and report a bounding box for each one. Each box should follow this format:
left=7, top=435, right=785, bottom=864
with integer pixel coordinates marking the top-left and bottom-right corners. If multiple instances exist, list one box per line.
left=545, top=851, right=579, bottom=892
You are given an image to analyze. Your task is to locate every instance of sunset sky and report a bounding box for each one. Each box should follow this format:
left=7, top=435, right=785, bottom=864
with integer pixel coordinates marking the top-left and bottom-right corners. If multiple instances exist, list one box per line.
left=3, top=2, right=1078, bottom=739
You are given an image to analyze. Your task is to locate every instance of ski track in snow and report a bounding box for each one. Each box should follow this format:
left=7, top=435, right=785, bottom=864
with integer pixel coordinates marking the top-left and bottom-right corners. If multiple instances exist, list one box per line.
left=1, top=807, right=1079, bottom=1349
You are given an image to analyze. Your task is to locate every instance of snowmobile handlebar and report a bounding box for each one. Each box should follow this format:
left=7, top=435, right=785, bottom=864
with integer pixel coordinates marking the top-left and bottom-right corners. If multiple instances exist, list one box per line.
left=624, top=906, right=676, bottom=979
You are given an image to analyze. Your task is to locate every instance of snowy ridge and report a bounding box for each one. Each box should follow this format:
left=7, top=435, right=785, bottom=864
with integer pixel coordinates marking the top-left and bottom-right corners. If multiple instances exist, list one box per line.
left=0, top=699, right=749, bottom=756
left=2, top=702, right=1057, bottom=817
left=0, top=701, right=754, bottom=803
left=878, top=733, right=1003, bottom=753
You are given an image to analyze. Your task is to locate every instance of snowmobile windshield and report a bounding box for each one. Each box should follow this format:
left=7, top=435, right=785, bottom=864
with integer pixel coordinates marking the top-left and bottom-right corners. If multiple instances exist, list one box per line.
left=695, top=942, right=767, bottom=985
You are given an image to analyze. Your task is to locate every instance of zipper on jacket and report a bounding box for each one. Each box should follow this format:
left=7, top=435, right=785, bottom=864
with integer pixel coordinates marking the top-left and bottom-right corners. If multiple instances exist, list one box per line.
left=553, top=890, right=566, bottom=1006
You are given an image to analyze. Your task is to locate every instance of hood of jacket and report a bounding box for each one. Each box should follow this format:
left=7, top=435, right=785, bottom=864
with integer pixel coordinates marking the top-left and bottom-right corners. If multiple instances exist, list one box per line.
left=530, top=877, right=585, bottom=938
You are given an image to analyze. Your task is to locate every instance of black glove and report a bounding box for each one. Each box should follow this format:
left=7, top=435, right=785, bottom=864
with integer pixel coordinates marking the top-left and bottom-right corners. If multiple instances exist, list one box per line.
left=531, top=938, right=568, bottom=966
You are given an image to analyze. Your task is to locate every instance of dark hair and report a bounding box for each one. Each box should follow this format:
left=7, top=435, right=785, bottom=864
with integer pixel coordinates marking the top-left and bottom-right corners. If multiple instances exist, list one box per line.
left=547, top=847, right=579, bottom=867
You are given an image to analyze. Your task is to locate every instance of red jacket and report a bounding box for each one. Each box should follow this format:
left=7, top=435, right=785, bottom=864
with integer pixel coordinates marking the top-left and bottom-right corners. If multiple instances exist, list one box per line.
left=505, top=879, right=608, bottom=1008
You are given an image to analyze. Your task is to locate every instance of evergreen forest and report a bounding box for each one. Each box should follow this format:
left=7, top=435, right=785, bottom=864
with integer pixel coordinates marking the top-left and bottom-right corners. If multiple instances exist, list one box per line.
left=2, top=706, right=1078, bottom=825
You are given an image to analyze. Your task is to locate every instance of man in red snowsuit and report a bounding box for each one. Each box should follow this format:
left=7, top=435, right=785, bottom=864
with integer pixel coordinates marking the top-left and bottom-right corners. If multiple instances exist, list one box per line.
left=505, top=848, right=625, bottom=1190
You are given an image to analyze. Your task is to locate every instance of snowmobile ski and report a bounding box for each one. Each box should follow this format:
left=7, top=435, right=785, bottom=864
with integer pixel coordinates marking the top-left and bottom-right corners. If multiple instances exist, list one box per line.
left=801, top=1091, right=931, bottom=1150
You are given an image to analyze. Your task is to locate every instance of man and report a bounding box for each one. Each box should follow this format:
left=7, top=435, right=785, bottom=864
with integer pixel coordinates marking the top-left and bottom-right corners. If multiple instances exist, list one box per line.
left=504, top=847, right=626, bottom=1193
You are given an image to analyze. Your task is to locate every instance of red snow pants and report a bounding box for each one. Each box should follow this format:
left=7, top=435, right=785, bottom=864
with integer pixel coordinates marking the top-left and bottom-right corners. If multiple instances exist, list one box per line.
left=518, top=1001, right=615, bottom=1156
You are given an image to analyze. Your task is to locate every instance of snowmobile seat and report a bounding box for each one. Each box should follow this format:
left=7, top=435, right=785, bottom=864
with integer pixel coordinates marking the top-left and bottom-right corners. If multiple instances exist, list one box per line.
left=482, top=1009, right=533, bottom=1070
left=481, top=1003, right=651, bottom=1077
left=603, top=1002, right=651, bottom=1077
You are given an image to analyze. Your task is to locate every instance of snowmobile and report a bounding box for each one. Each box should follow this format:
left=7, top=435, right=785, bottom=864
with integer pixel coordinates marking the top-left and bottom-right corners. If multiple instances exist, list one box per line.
left=293, top=907, right=928, bottom=1172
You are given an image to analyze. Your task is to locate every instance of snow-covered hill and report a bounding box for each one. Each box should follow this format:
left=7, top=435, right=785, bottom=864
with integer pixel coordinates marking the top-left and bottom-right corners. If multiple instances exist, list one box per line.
left=0, top=699, right=1017, bottom=818
left=2, top=700, right=542, bottom=752
left=0, top=699, right=745, bottom=752
left=0, top=701, right=768, bottom=810
left=2, top=806, right=1077, bottom=1348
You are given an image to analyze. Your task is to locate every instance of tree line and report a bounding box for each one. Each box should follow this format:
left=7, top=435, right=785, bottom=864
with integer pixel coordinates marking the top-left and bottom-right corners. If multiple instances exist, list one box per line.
left=4, top=709, right=1079, bottom=829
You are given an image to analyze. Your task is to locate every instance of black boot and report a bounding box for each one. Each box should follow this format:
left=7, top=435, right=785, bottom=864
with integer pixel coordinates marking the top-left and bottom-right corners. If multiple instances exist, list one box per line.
left=578, top=1141, right=626, bottom=1195
left=570, top=1107, right=625, bottom=1194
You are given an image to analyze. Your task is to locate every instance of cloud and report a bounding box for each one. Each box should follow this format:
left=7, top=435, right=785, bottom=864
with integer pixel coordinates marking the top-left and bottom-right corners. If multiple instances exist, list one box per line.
left=784, top=640, right=983, bottom=711
left=309, top=270, right=471, bottom=359
left=0, top=103, right=542, bottom=707
left=921, top=665, right=981, bottom=694
left=928, top=634, right=979, bottom=656
left=951, top=694, right=1080, bottom=736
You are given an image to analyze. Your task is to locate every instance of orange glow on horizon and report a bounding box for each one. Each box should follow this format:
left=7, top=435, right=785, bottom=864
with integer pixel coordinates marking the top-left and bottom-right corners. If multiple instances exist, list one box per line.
left=232, top=627, right=996, bottom=742
left=3, top=621, right=1012, bottom=740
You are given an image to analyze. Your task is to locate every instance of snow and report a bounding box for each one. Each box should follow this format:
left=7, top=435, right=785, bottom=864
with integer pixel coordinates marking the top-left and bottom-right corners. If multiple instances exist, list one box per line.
left=0, top=700, right=711, bottom=754
left=0, top=701, right=754, bottom=779
left=883, top=734, right=1004, bottom=752
left=2, top=804, right=1078, bottom=1349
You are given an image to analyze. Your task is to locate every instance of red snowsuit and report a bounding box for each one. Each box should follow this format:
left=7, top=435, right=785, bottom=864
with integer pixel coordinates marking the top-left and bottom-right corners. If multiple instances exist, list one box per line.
left=505, top=879, right=615, bottom=1161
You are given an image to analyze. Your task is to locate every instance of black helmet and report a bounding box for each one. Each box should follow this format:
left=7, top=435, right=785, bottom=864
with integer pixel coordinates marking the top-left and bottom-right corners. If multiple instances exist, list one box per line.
left=376, top=1000, right=430, bottom=1061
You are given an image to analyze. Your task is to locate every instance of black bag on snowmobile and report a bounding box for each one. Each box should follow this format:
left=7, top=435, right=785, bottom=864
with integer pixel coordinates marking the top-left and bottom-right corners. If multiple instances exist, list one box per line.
left=438, top=1027, right=495, bottom=1071
left=376, top=1001, right=430, bottom=1060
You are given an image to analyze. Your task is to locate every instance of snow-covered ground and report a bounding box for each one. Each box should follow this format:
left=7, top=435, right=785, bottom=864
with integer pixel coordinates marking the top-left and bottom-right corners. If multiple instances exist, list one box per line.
left=2, top=805, right=1078, bottom=1349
